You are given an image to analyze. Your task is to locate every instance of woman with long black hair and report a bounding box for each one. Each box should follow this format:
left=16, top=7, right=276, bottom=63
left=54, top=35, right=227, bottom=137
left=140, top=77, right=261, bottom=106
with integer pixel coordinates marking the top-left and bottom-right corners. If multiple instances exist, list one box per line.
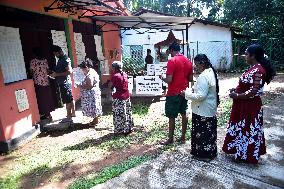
left=181, top=54, right=220, bottom=161
left=222, top=44, right=276, bottom=164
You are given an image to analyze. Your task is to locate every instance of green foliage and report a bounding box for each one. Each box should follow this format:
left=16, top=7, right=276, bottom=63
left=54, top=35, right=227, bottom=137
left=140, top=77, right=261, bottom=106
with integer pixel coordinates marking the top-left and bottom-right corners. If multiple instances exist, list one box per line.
left=217, top=98, right=233, bottom=126
left=68, top=155, right=151, bottom=189
left=132, top=102, right=150, bottom=115
left=124, top=0, right=283, bottom=39
left=222, top=0, right=284, bottom=38
left=124, top=0, right=223, bottom=19
left=122, top=56, right=144, bottom=76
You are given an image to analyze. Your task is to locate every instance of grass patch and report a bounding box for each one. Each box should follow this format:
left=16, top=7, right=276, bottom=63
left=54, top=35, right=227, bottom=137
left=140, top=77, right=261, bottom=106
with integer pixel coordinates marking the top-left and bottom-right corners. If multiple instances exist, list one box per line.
left=99, top=136, right=131, bottom=150
left=217, top=98, right=233, bottom=126
left=0, top=164, right=51, bottom=189
left=132, top=103, right=150, bottom=116
left=68, top=155, right=151, bottom=189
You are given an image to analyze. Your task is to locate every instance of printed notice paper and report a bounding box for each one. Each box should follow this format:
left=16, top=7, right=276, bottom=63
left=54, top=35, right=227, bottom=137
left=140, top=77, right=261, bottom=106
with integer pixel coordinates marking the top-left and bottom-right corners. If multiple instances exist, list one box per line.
left=136, top=76, right=162, bottom=95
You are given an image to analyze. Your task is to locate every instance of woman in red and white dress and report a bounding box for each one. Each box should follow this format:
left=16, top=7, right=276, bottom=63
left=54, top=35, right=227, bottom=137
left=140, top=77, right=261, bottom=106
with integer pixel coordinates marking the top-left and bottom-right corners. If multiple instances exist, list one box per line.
left=30, top=47, right=55, bottom=120
left=222, top=44, right=276, bottom=164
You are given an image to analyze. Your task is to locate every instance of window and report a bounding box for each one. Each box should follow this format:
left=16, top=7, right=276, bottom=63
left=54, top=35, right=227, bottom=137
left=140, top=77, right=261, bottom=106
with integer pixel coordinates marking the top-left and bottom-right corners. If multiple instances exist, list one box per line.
left=130, top=45, right=143, bottom=59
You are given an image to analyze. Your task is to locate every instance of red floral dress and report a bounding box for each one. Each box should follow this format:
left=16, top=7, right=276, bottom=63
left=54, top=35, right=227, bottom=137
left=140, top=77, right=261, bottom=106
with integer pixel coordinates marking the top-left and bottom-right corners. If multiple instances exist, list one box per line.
left=222, top=64, right=266, bottom=164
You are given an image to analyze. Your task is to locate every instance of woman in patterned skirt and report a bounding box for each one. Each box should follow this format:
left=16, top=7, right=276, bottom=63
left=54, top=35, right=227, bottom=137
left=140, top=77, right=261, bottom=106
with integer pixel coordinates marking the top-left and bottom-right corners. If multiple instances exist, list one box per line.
left=78, top=59, right=102, bottom=126
left=222, top=44, right=276, bottom=164
left=181, top=54, right=220, bottom=161
left=111, top=61, right=134, bottom=136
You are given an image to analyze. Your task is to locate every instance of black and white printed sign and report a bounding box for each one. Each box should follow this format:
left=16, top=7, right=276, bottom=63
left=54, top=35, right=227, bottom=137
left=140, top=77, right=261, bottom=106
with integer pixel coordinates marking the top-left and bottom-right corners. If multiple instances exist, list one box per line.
left=15, top=89, right=29, bottom=112
left=147, top=64, right=155, bottom=76
left=128, top=76, right=133, bottom=93
left=154, top=64, right=167, bottom=76
left=147, top=63, right=167, bottom=76
left=136, top=76, right=162, bottom=95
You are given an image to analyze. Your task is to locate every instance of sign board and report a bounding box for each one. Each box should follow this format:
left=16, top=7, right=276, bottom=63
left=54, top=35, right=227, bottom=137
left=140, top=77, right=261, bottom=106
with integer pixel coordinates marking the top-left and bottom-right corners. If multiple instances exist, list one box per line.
left=147, top=64, right=155, bottom=76
left=147, top=63, right=167, bottom=76
left=154, top=64, right=167, bottom=76
left=136, top=76, right=162, bottom=95
left=15, top=89, right=29, bottom=112
left=128, top=76, right=133, bottom=93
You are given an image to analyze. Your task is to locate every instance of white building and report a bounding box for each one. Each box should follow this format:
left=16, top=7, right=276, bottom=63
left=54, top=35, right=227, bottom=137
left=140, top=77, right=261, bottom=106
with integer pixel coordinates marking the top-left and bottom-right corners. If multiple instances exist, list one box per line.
left=121, top=9, right=240, bottom=70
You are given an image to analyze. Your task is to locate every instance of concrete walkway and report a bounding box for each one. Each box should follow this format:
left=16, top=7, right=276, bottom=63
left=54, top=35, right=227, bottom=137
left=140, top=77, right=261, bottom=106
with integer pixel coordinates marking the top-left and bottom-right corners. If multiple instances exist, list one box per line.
left=93, top=95, right=284, bottom=189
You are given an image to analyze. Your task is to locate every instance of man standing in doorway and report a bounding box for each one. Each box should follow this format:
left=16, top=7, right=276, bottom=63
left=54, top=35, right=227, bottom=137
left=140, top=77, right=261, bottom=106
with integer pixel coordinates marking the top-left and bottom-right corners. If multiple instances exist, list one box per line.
left=160, top=42, right=193, bottom=145
left=144, top=49, right=154, bottom=70
left=50, top=45, right=76, bottom=122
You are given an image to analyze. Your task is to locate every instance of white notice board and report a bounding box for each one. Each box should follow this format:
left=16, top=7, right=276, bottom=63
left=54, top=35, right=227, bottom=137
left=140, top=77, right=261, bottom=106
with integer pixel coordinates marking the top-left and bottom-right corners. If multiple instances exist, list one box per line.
left=74, top=32, right=86, bottom=65
left=15, top=89, right=29, bottom=112
left=147, top=64, right=155, bottom=76
left=136, top=76, right=162, bottom=95
left=128, top=76, right=133, bottom=94
left=154, top=64, right=167, bottom=76
left=0, top=26, right=27, bottom=83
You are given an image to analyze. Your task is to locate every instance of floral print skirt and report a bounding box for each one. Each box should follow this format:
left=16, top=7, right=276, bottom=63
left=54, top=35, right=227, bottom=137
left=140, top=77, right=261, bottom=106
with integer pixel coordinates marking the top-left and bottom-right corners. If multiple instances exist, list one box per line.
left=222, top=99, right=266, bottom=164
left=191, top=113, right=217, bottom=159
left=112, top=98, right=134, bottom=134
left=81, top=89, right=102, bottom=118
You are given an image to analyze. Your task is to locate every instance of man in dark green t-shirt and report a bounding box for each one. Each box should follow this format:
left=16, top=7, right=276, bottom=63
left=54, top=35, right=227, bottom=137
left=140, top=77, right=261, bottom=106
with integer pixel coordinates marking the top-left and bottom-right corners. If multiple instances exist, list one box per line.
left=50, top=45, right=75, bottom=122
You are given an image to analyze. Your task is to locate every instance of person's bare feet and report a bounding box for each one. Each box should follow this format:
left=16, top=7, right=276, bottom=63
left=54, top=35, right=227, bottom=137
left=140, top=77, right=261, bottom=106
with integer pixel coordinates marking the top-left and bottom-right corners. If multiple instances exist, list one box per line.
left=89, top=118, right=98, bottom=127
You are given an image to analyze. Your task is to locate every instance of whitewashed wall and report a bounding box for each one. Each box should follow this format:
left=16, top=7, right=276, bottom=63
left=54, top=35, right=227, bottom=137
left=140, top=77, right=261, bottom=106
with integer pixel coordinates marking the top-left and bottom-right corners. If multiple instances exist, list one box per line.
left=121, top=22, right=233, bottom=69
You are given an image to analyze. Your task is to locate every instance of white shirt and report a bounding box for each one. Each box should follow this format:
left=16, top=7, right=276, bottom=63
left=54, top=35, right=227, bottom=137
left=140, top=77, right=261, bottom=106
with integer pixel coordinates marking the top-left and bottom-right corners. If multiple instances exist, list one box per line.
left=185, top=68, right=217, bottom=117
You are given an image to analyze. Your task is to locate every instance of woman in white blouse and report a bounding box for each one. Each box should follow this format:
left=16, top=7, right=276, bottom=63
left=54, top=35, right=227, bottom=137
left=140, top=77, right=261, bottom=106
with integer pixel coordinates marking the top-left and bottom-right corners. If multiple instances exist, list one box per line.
left=181, top=54, right=220, bottom=161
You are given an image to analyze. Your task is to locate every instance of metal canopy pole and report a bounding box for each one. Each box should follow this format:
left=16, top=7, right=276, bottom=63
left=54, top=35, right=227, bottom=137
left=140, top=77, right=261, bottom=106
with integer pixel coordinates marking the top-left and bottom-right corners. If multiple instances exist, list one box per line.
left=186, top=24, right=189, bottom=58
left=182, top=29, right=185, bottom=55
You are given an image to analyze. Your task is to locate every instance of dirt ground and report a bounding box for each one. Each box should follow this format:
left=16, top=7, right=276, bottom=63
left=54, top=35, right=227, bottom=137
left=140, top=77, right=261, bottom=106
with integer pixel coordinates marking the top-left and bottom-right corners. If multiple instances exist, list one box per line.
left=1, top=73, right=284, bottom=189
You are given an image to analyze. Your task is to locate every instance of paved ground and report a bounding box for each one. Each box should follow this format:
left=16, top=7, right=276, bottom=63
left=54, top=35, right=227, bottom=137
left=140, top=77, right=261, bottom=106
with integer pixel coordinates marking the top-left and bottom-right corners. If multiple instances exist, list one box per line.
left=93, top=95, right=284, bottom=189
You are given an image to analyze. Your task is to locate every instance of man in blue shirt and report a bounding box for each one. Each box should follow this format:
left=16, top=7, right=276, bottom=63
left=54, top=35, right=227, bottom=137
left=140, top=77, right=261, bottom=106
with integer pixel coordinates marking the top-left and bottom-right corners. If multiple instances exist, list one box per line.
left=50, top=45, right=75, bottom=121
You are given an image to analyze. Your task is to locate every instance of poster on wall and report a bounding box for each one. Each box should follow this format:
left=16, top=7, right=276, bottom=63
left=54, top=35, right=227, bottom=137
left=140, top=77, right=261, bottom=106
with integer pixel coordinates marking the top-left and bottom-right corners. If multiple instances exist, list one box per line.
left=15, top=89, right=29, bottom=112
left=136, top=76, right=162, bottom=95
left=74, top=32, right=86, bottom=65
left=94, top=35, right=104, bottom=60
left=0, top=26, right=27, bottom=83
left=51, top=30, right=68, bottom=59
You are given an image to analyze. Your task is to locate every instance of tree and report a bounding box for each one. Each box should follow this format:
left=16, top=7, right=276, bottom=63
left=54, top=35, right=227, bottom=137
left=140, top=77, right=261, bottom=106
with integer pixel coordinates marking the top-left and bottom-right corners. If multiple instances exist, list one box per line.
left=222, top=0, right=284, bottom=38
left=123, top=0, right=222, bottom=19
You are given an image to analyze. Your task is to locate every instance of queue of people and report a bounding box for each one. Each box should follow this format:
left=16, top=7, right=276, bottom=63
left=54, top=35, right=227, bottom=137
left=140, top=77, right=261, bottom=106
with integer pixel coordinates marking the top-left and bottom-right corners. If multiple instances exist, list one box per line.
left=161, top=42, right=275, bottom=164
left=30, top=43, right=275, bottom=165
